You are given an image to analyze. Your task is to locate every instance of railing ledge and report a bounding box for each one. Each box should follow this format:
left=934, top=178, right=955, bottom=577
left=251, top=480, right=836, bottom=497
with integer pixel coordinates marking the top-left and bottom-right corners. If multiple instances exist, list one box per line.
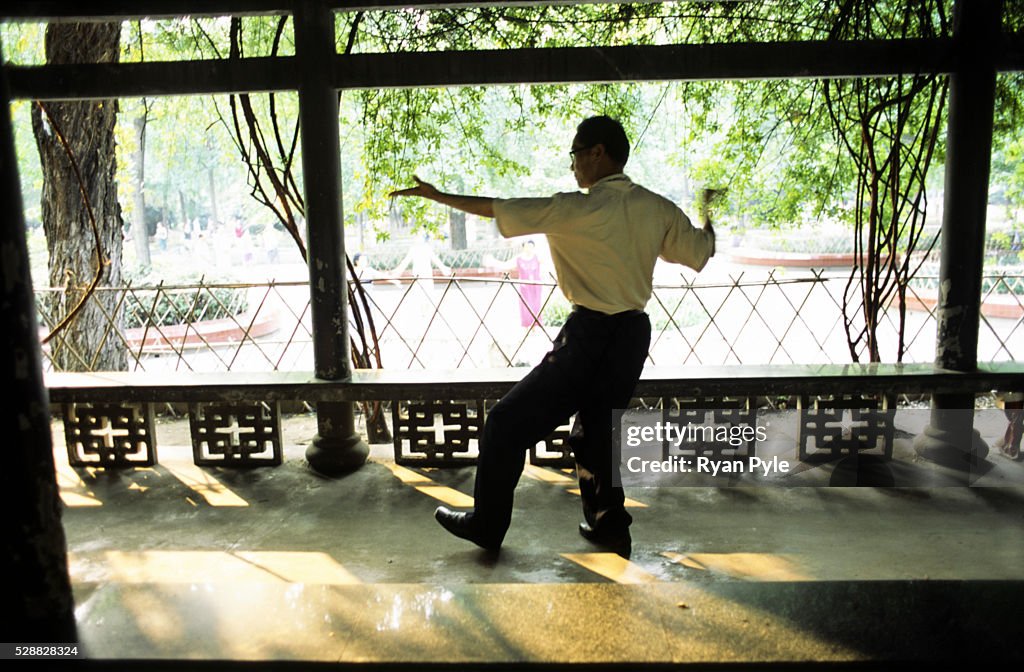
left=45, top=362, right=1024, bottom=405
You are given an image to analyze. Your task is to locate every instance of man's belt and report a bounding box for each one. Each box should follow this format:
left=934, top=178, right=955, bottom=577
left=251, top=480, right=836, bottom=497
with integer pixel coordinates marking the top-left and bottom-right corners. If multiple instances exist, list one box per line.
left=571, top=305, right=645, bottom=319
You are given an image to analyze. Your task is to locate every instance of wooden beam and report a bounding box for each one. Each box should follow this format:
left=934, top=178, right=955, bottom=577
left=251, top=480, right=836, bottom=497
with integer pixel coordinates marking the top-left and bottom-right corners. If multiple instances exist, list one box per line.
left=997, top=33, right=1024, bottom=71
left=8, top=37, right=963, bottom=101
left=5, top=57, right=296, bottom=100
left=337, top=38, right=958, bottom=90
left=1, top=0, right=598, bottom=21
left=330, top=0, right=624, bottom=11
left=1, top=1, right=292, bottom=21
left=4, top=8, right=1019, bottom=100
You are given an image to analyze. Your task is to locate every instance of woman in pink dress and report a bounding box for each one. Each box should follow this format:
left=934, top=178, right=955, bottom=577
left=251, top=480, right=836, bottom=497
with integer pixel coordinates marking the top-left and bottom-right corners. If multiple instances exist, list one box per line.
left=515, top=240, right=542, bottom=328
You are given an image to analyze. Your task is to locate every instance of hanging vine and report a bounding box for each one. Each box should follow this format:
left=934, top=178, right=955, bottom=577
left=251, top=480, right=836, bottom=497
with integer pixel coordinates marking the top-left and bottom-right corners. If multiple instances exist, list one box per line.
left=220, top=14, right=390, bottom=441
left=824, top=0, right=951, bottom=362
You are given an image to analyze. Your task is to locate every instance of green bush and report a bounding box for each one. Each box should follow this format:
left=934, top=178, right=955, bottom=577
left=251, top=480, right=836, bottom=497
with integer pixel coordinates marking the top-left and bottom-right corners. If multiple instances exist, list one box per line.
left=743, top=228, right=854, bottom=254
left=539, top=292, right=709, bottom=330
left=438, top=246, right=517, bottom=269
left=356, top=243, right=518, bottom=273
left=541, top=293, right=572, bottom=327
left=123, top=285, right=249, bottom=329
left=909, top=267, right=1024, bottom=296
left=646, top=292, right=709, bottom=331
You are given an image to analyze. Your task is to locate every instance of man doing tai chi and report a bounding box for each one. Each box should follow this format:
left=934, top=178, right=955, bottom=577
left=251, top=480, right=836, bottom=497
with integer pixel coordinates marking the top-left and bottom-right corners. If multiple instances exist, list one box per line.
left=390, top=115, right=715, bottom=556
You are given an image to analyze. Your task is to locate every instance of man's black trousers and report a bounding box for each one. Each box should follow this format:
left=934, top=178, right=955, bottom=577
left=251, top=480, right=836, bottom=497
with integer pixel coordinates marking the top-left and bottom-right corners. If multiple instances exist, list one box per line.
left=472, top=306, right=651, bottom=545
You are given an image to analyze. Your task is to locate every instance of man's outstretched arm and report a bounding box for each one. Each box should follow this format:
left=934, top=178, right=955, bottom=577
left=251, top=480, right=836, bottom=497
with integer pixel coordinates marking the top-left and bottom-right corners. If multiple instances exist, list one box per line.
left=389, top=176, right=495, bottom=218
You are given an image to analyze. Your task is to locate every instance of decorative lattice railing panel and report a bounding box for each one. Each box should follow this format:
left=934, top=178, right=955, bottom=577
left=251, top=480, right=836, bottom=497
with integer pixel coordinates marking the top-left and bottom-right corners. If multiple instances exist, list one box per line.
left=35, top=272, right=1022, bottom=375
left=797, top=394, right=896, bottom=461
left=63, top=402, right=157, bottom=467
left=189, top=402, right=283, bottom=466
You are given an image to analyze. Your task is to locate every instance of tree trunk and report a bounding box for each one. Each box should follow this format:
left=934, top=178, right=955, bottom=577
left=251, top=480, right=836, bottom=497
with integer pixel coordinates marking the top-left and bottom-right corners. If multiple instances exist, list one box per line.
left=450, top=208, right=467, bottom=250
left=31, top=22, right=125, bottom=372
left=132, top=112, right=151, bottom=267
left=178, top=189, right=189, bottom=232
left=207, top=165, right=220, bottom=226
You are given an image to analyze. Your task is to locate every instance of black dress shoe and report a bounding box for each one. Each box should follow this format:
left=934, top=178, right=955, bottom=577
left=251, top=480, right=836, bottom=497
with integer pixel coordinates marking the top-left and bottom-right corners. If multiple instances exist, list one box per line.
left=435, top=506, right=501, bottom=551
left=578, top=521, right=631, bottom=556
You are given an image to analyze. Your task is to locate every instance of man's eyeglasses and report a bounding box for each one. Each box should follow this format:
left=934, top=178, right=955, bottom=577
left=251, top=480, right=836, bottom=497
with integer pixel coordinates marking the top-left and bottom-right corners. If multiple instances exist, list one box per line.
left=569, top=145, right=594, bottom=162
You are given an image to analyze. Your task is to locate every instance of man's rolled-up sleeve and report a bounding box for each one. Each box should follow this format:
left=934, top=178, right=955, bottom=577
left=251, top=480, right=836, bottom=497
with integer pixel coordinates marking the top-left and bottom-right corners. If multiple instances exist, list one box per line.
left=660, top=209, right=714, bottom=271
left=493, top=196, right=565, bottom=238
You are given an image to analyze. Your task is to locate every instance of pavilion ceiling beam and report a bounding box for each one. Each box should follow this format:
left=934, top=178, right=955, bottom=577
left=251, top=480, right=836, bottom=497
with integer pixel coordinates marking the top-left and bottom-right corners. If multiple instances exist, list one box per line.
left=6, top=32, right=1021, bottom=101
left=331, top=0, right=630, bottom=11
left=1, top=1, right=293, bottom=21
left=6, top=38, right=954, bottom=101
left=1003, top=33, right=1024, bottom=71
left=5, top=57, right=295, bottom=100
left=336, top=38, right=957, bottom=89
left=1, top=0, right=615, bottom=22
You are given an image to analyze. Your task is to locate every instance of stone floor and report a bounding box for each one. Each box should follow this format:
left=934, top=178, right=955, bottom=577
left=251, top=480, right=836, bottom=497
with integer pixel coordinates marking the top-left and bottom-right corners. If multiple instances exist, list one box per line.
left=52, top=412, right=1024, bottom=669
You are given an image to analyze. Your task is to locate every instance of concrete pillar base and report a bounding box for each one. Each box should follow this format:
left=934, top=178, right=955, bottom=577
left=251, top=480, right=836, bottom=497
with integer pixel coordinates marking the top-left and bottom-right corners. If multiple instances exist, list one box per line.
left=913, top=423, right=989, bottom=472
left=305, top=401, right=369, bottom=476
left=306, top=435, right=370, bottom=476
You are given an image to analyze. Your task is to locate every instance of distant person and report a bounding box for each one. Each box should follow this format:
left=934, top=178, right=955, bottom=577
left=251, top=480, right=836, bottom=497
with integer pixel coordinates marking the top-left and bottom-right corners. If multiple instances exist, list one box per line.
left=391, top=115, right=715, bottom=556
left=353, top=252, right=376, bottom=283
left=182, top=217, right=195, bottom=252
left=391, top=231, right=452, bottom=317
left=262, top=223, right=280, bottom=264
left=352, top=252, right=383, bottom=296
left=351, top=252, right=400, bottom=321
left=392, top=231, right=452, bottom=282
left=154, top=221, right=168, bottom=252
left=487, top=240, right=544, bottom=328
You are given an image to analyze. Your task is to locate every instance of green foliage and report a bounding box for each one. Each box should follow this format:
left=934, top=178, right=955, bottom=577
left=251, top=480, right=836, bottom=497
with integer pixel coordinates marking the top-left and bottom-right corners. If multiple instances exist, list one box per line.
left=436, top=247, right=506, bottom=269
left=537, top=289, right=707, bottom=331
left=6, top=100, right=43, bottom=226
left=359, top=244, right=517, bottom=271
left=910, top=268, right=1024, bottom=296
left=986, top=225, right=1024, bottom=265
left=540, top=292, right=572, bottom=328
left=121, top=15, right=294, bottom=62
left=0, top=22, right=47, bottom=64
left=646, top=291, right=708, bottom=331
left=337, top=1, right=958, bottom=233
left=993, top=73, right=1024, bottom=224
left=679, top=79, right=852, bottom=227
left=1006, top=0, right=1024, bottom=33
left=346, top=3, right=683, bottom=53
left=743, top=228, right=856, bottom=254
left=122, top=282, right=249, bottom=329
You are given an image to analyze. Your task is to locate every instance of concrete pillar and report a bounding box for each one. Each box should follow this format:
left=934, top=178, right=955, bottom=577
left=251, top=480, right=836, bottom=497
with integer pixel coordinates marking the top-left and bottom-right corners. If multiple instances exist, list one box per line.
left=914, top=0, right=1001, bottom=472
left=0, top=67, right=77, bottom=640
left=295, top=0, right=368, bottom=474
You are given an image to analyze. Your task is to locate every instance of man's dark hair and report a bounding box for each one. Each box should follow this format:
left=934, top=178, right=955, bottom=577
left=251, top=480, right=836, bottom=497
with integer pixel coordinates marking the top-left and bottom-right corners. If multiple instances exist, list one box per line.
left=576, top=115, right=630, bottom=166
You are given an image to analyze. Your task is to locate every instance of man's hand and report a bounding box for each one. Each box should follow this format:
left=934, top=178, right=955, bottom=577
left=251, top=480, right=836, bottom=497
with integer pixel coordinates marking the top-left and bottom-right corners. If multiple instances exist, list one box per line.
left=698, top=188, right=725, bottom=227
left=699, top=188, right=722, bottom=257
left=389, top=175, right=440, bottom=200
left=389, top=176, right=496, bottom=218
